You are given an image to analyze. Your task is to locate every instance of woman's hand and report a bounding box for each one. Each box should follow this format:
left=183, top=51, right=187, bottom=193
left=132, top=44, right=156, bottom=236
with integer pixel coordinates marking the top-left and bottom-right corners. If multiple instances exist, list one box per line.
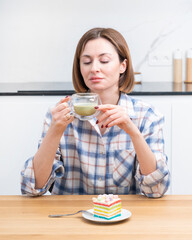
left=50, top=96, right=74, bottom=134
left=96, top=104, right=139, bottom=137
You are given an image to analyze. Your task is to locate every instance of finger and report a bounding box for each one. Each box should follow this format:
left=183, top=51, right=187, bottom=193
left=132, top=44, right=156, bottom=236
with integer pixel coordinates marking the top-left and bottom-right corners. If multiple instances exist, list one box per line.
left=97, top=108, right=118, bottom=123
left=65, top=113, right=71, bottom=121
left=97, top=110, right=119, bottom=129
left=95, top=104, right=115, bottom=112
left=57, top=107, right=71, bottom=118
left=51, top=103, right=69, bottom=116
left=55, top=102, right=69, bottom=112
left=56, top=96, right=70, bottom=106
left=64, top=112, right=74, bottom=122
left=104, top=113, right=123, bottom=128
left=52, top=106, right=69, bottom=119
left=53, top=109, right=74, bottom=126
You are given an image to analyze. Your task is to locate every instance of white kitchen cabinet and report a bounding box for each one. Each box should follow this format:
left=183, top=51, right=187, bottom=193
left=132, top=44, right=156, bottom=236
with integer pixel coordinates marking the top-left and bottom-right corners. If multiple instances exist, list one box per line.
left=1, top=95, right=191, bottom=195
left=0, top=96, right=62, bottom=195
left=171, top=98, right=192, bottom=194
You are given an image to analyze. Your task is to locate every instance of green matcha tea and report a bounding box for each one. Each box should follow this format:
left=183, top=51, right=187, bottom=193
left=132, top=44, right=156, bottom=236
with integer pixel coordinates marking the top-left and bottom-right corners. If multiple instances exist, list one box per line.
left=74, top=103, right=97, bottom=116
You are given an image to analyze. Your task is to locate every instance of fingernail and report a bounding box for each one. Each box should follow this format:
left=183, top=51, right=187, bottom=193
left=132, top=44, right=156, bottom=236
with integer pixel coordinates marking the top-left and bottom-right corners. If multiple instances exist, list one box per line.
left=96, top=120, right=99, bottom=124
left=105, top=124, right=108, bottom=128
left=65, top=95, right=69, bottom=98
left=94, top=106, right=99, bottom=109
left=101, top=125, right=103, bottom=128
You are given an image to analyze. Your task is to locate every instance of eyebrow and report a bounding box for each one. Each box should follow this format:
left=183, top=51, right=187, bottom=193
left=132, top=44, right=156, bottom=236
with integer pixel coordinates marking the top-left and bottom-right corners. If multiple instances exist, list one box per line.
left=81, top=53, right=112, bottom=58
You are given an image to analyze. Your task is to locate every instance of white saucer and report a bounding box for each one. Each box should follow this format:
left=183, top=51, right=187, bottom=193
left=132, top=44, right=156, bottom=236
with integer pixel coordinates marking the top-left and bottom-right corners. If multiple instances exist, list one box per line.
left=82, top=208, right=132, bottom=223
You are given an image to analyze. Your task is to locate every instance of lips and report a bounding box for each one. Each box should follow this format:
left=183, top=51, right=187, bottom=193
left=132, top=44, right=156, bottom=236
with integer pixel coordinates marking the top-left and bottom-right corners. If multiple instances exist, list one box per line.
left=89, top=77, right=103, bottom=82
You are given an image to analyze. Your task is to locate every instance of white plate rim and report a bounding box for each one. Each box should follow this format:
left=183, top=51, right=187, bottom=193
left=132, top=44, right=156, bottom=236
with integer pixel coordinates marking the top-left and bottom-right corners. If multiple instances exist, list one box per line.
left=82, top=208, right=132, bottom=223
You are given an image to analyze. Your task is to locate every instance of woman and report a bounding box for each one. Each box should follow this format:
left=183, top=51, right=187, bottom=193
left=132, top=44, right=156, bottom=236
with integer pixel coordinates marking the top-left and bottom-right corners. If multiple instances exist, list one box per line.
left=21, top=28, right=170, bottom=197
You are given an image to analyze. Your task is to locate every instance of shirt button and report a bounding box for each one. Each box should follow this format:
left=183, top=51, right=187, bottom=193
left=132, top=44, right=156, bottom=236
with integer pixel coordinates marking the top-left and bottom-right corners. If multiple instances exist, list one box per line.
left=100, top=150, right=105, bottom=154
left=98, top=177, right=102, bottom=181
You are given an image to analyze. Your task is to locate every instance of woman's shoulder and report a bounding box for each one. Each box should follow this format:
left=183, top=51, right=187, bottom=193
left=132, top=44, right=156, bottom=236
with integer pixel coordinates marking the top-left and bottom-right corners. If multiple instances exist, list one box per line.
left=121, top=93, right=152, bottom=109
left=121, top=93, right=163, bottom=118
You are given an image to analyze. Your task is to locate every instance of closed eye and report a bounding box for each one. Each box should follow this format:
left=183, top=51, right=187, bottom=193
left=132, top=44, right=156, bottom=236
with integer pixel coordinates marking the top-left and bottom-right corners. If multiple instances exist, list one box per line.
left=100, top=61, right=109, bottom=64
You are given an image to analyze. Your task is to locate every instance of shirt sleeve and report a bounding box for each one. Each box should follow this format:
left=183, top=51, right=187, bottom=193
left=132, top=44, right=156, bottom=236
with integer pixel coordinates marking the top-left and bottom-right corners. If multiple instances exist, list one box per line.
left=20, top=109, right=65, bottom=196
left=135, top=106, right=170, bottom=198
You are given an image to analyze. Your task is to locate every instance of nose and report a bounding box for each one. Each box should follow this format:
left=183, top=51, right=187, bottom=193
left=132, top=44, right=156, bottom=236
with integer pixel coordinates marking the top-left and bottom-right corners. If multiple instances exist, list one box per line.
left=90, top=60, right=100, bottom=73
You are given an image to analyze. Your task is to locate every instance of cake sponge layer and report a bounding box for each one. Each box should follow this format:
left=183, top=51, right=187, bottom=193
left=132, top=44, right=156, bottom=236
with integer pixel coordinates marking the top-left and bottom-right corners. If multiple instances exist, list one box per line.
left=94, top=213, right=121, bottom=220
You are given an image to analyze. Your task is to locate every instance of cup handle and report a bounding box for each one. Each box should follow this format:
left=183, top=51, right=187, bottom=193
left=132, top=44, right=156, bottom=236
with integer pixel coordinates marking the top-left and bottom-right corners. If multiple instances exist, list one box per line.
left=69, top=98, right=75, bottom=117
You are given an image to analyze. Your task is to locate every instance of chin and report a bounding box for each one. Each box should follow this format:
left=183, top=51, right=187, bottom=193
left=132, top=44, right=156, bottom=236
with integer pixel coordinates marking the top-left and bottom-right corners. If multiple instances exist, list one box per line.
left=88, top=87, right=105, bottom=93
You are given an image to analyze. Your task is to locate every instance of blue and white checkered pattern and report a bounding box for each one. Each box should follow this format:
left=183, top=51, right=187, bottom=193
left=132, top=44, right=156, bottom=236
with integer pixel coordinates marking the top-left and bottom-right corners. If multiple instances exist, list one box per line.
left=21, top=93, right=170, bottom=197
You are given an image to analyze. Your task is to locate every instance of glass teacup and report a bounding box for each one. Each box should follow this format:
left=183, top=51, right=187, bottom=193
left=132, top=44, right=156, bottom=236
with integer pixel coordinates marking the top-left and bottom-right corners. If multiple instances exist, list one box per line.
left=70, top=93, right=101, bottom=120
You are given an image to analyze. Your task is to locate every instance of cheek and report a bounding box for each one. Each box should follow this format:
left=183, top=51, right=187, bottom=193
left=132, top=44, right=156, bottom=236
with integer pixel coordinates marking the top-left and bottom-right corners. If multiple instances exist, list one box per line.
left=106, top=61, right=121, bottom=72
left=80, top=65, right=87, bottom=79
left=106, top=64, right=121, bottom=78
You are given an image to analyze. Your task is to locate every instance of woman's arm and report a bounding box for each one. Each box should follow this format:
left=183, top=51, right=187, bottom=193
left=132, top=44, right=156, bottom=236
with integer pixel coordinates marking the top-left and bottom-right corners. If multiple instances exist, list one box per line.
left=126, top=126, right=157, bottom=175
left=33, top=96, right=74, bottom=189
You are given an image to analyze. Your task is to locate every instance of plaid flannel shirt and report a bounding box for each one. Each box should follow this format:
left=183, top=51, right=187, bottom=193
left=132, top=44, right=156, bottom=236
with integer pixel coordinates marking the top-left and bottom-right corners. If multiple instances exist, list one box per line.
left=21, top=93, right=170, bottom=197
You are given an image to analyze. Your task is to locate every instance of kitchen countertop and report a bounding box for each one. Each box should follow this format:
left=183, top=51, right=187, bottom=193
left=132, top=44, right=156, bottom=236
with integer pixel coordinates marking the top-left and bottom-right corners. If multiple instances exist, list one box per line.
left=1, top=81, right=192, bottom=96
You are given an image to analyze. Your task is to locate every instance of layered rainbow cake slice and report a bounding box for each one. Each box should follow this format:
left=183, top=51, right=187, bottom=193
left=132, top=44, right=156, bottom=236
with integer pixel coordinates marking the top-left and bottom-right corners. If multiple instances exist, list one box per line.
left=92, top=194, right=121, bottom=220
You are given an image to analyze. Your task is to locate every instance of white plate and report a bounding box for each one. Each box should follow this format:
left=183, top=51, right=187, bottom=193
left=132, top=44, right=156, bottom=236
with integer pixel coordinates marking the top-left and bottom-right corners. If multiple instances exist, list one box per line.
left=82, top=208, right=132, bottom=223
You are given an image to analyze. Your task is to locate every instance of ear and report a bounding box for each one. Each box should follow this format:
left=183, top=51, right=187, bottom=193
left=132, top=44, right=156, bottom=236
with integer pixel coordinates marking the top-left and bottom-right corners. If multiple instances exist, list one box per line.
left=120, top=59, right=127, bottom=74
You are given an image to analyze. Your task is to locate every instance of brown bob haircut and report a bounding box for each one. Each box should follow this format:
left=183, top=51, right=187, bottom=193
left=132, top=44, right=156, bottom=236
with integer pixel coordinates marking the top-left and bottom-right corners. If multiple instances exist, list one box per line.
left=72, top=27, right=135, bottom=93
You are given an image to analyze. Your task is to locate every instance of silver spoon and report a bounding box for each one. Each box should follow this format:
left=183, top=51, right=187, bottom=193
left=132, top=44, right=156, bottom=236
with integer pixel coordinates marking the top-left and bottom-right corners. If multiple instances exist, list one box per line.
left=48, top=210, right=93, bottom=218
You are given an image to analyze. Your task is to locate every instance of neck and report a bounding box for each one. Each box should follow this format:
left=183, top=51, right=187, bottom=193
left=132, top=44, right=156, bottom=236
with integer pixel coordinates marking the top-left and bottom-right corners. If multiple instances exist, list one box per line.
left=99, top=90, right=120, bottom=105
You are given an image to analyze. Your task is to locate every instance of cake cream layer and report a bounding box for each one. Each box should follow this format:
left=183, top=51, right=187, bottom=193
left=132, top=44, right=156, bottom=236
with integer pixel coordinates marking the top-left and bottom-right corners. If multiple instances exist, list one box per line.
left=94, top=206, right=121, bottom=215
left=93, top=202, right=121, bottom=211
left=93, top=199, right=121, bottom=207
left=94, top=210, right=121, bottom=219
left=93, top=209, right=121, bottom=217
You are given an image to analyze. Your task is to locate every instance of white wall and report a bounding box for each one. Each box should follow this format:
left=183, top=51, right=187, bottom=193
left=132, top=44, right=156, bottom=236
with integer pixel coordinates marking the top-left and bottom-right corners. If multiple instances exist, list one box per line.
left=0, top=0, right=192, bottom=83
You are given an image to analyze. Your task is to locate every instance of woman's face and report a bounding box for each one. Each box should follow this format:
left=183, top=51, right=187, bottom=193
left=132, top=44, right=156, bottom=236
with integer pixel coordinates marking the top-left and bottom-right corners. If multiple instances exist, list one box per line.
left=80, top=38, right=126, bottom=94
